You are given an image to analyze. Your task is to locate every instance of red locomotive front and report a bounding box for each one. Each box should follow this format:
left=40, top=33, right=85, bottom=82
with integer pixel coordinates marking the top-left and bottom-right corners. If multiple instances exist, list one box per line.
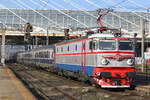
left=91, top=34, right=136, bottom=88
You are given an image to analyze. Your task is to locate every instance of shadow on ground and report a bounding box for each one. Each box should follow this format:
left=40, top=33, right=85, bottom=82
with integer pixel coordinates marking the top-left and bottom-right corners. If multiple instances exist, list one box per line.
left=136, top=74, right=150, bottom=85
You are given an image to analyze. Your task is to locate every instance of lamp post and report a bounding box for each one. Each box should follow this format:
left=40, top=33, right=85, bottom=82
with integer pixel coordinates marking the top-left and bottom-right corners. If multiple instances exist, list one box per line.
left=141, top=19, right=146, bottom=72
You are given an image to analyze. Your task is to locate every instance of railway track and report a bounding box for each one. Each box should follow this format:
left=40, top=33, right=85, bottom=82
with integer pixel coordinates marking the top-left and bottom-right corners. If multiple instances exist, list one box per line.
left=9, top=65, right=82, bottom=100
left=22, top=71, right=80, bottom=100
left=8, top=63, right=150, bottom=100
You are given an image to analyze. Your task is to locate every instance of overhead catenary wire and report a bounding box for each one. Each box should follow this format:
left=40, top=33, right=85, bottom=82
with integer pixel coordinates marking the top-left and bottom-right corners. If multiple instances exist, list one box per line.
left=29, top=0, right=47, bottom=10
left=125, top=0, right=150, bottom=23
left=28, top=0, right=60, bottom=26
left=39, top=0, right=89, bottom=27
left=0, top=4, right=27, bottom=23
left=103, top=0, right=149, bottom=22
left=62, top=0, right=118, bottom=29
left=108, top=0, right=127, bottom=9
left=103, top=0, right=150, bottom=21
left=47, top=0, right=68, bottom=10
left=0, top=21, right=8, bottom=28
left=0, top=4, right=30, bottom=30
left=9, top=0, right=26, bottom=9
left=65, top=0, right=141, bottom=31
left=14, top=0, right=64, bottom=29
left=9, top=0, right=28, bottom=25
left=126, top=0, right=148, bottom=11
left=84, top=0, right=139, bottom=28
left=29, top=0, right=70, bottom=30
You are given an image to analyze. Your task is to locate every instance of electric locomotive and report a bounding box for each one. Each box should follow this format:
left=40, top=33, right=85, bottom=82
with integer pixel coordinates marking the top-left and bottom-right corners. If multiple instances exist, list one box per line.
left=55, top=32, right=136, bottom=88
left=16, top=32, right=136, bottom=88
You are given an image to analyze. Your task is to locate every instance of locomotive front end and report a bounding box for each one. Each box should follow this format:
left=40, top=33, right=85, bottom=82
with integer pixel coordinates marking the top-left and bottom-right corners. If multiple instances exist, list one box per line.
left=92, top=34, right=136, bottom=88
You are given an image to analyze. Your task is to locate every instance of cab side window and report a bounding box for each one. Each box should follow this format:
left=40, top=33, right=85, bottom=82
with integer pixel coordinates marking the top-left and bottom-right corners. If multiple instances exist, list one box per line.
left=89, top=40, right=98, bottom=50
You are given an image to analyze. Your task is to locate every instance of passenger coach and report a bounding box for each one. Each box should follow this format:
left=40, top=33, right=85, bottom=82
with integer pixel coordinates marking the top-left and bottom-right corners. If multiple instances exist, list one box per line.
left=16, top=46, right=54, bottom=69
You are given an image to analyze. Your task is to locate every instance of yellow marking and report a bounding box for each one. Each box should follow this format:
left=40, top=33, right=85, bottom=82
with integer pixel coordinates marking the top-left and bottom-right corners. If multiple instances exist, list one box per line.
left=7, top=68, right=36, bottom=100
left=0, top=96, right=8, bottom=99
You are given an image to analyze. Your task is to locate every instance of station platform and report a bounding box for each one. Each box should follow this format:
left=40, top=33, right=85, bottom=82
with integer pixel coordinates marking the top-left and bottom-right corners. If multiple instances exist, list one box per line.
left=0, top=67, right=36, bottom=100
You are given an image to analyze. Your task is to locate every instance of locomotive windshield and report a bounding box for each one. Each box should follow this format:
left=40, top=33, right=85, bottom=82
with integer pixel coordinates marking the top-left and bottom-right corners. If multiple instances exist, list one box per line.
left=119, top=39, right=133, bottom=50
left=99, top=39, right=116, bottom=50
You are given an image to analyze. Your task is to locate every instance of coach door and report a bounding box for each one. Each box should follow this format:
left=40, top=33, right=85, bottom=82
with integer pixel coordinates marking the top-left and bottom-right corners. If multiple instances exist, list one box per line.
left=81, top=41, right=86, bottom=73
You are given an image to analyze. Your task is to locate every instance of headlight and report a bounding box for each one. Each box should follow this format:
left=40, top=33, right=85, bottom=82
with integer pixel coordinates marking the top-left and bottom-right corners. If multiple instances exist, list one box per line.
left=96, top=72, right=101, bottom=76
left=127, top=59, right=134, bottom=65
left=101, top=59, right=109, bottom=65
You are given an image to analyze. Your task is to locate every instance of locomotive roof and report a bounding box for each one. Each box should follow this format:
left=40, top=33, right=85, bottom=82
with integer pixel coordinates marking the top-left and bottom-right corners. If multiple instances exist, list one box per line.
left=88, top=33, right=135, bottom=38
left=56, top=33, right=135, bottom=45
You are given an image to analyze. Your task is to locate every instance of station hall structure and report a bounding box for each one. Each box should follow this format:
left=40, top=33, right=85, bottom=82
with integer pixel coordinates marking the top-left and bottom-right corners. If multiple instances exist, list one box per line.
left=0, top=9, right=149, bottom=59
left=0, top=0, right=150, bottom=100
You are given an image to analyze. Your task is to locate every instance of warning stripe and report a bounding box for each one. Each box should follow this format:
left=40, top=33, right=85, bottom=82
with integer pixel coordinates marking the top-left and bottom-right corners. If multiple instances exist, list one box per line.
left=7, top=68, right=36, bottom=100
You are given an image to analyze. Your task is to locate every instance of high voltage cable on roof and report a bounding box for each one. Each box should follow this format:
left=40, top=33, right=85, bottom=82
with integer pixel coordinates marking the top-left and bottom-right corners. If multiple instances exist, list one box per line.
left=39, top=0, right=89, bottom=27
left=84, top=0, right=139, bottom=28
left=105, top=0, right=150, bottom=21
left=14, top=0, right=64, bottom=29
left=62, top=0, right=118, bottom=29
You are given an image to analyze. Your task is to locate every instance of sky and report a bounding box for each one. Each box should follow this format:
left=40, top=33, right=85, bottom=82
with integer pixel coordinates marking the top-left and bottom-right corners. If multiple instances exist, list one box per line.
left=0, top=0, right=150, bottom=12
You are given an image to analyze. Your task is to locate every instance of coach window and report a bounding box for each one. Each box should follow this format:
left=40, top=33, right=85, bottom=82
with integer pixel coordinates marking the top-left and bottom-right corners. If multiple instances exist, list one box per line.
left=75, top=44, right=77, bottom=51
left=61, top=47, right=63, bottom=52
left=89, top=41, right=92, bottom=50
left=57, top=47, right=59, bottom=53
left=51, top=52, right=54, bottom=58
left=67, top=46, right=69, bottom=52
left=89, top=40, right=98, bottom=50
left=47, top=51, right=50, bottom=58
left=93, top=40, right=98, bottom=50
left=83, top=43, right=85, bottom=50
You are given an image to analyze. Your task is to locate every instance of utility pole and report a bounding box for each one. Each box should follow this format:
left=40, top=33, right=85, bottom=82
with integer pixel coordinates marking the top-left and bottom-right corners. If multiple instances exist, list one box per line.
left=1, top=29, right=5, bottom=67
left=141, top=19, right=146, bottom=72
left=35, top=36, right=38, bottom=47
left=46, top=28, right=49, bottom=45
